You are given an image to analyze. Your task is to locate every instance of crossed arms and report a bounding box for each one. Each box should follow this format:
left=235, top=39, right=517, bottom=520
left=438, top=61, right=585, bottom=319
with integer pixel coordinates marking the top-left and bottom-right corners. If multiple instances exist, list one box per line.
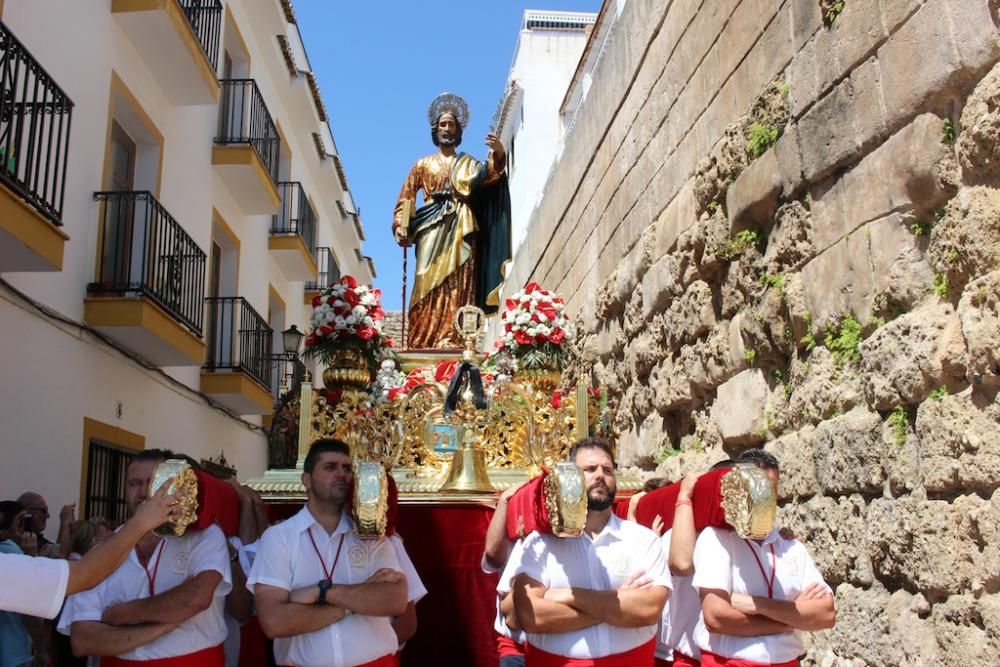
left=70, top=571, right=222, bottom=656
left=509, top=571, right=668, bottom=634
left=700, top=583, right=836, bottom=636
left=255, top=568, right=408, bottom=638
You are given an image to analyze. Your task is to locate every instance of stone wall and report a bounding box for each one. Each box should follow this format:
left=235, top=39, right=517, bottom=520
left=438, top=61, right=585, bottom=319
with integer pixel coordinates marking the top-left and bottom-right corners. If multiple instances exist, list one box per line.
left=508, top=1, right=1000, bottom=663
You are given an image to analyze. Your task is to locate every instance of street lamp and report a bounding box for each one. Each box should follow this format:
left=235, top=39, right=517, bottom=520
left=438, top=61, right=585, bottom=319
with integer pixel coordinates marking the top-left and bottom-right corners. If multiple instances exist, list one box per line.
left=281, top=324, right=304, bottom=357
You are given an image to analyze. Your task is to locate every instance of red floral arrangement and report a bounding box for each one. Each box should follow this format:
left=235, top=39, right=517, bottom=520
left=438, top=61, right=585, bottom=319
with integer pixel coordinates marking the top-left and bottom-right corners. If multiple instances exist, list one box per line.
left=303, top=275, right=394, bottom=375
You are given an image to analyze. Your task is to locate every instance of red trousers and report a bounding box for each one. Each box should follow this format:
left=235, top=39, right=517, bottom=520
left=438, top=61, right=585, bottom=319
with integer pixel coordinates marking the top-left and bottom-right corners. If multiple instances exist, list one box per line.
left=103, top=645, right=223, bottom=667
left=526, top=639, right=656, bottom=666
left=700, top=651, right=798, bottom=667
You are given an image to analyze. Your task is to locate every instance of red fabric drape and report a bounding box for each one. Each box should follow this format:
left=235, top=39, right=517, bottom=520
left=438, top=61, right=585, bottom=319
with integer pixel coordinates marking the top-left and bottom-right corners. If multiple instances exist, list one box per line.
left=396, top=503, right=498, bottom=667
left=633, top=468, right=730, bottom=534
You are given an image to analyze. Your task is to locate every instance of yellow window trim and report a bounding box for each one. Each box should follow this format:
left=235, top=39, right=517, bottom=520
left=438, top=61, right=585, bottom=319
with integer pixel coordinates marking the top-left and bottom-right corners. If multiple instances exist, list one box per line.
left=79, top=417, right=145, bottom=513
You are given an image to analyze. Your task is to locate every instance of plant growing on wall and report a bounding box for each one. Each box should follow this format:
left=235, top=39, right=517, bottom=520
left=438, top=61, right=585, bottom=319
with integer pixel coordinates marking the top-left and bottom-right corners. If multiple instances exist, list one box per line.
left=824, top=315, right=863, bottom=367
left=746, top=121, right=780, bottom=160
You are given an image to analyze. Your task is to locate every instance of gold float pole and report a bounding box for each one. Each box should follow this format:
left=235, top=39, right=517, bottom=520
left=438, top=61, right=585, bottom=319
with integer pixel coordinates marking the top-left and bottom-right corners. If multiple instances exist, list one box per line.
left=295, top=379, right=314, bottom=469
left=575, top=378, right=588, bottom=441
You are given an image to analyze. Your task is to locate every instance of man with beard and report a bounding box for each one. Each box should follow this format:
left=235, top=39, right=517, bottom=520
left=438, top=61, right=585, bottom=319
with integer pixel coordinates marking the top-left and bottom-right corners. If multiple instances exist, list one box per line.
left=247, top=439, right=407, bottom=667
left=506, top=438, right=671, bottom=666
left=58, top=449, right=232, bottom=666
left=393, top=92, right=511, bottom=349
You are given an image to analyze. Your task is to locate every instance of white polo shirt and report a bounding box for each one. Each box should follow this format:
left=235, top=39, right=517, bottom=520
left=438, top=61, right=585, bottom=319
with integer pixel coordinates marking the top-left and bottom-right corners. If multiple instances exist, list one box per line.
left=691, top=526, right=831, bottom=664
left=0, top=550, right=70, bottom=618
left=490, top=539, right=527, bottom=646
left=388, top=534, right=426, bottom=606
left=57, top=524, right=232, bottom=660
left=656, top=529, right=701, bottom=661
left=246, top=507, right=401, bottom=667
left=507, top=514, right=671, bottom=659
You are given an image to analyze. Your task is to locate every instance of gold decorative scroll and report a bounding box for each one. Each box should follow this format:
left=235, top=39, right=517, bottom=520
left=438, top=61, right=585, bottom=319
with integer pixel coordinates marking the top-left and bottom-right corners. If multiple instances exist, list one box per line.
left=149, top=460, right=199, bottom=537
left=543, top=462, right=587, bottom=537
left=720, top=464, right=777, bottom=540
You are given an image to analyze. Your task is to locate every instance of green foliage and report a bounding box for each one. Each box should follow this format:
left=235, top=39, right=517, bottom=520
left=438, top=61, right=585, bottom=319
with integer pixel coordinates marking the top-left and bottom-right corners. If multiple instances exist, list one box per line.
left=932, top=273, right=949, bottom=298
left=911, top=219, right=934, bottom=236
left=779, top=82, right=791, bottom=97
left=824, top=315, right=863, bottom=367
left=718, top=229, right=761, bottom=260
left=928, top=386, right=948, bottom=401
left=759, top=272, right=785, bottom=292
left=946, top=248, right=962, bottom=263
left=800, top=312, right=816, bottom=351
left=725, top=173, right=737, bottom=185
left=887, top=406, right=909, bottom=446
left=747, top=122, right=780, bottom=161
left=868, top=316, right=886, bottom=330
left=707, top=200, right=720, bottom=213
left=942, top=119, right=956, bottom=143
left=824, top=1, right=845, bottom=25
left=744, top=348, right=758, bottom=365
left=657, top=446, right=681, bottom=464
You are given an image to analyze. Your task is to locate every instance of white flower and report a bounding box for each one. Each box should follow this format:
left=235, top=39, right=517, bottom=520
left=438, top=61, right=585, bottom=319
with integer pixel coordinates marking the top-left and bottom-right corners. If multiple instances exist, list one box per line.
left=362, top=316, right=375, bottom=327
left=519, top=294, right=530, bottom=303
left=352, top=305, right=367, bottom=319
left=516, top=313, right=531, bottom=325
left=346, top=315, right=357, bottom=325
left=324, top=311, right=336, bottom=323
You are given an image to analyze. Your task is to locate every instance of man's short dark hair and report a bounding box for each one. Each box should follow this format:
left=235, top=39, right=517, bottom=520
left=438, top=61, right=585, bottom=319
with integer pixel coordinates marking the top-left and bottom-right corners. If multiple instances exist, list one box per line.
left=735, top=449, right=779, bottom=471
left=304, top=438, right=351, bottom=474
left=569, top=437, right=617, bottom=468
left=642, top=477, right=669, bottom=492
left=430, top=113, right=463, bottom=147
left=710, top=459, right=735, bottom=470
left=0, top=500, right=24, bottom=532
left=131, top=449, right=174, bottom=465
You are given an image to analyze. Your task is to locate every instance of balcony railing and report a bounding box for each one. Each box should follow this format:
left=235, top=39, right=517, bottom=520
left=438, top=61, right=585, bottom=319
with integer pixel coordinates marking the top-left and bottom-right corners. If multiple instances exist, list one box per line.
left=305, top=247, right=340, bottom=292
left=270, top=356, right=305, bottom=401
left=0, top=22, right=74, bottom=226
left=204, top=296, right=273, bottom=390
left=272, top=181, right=316, bottom=250
left=90, top=191, right=206, bottom=335
left=177, top=0, right=223, bottom=70
left=216, top=79, right=279, bottom=183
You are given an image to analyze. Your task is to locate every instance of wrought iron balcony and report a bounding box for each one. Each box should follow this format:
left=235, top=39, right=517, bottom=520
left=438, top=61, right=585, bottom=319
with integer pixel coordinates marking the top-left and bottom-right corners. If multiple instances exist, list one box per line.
left=305, top=247, right=341, bottom=292
left=0, top=22, right=74, bottom=226
left=177, top=0, right=223, bottom=70
left=216, top=79, right=279, bottom=184
left=272, top=181, right=317, bottom=250
left=204, top=296, right=273, bottom=391
left=89, top=191, right=206, bottom=335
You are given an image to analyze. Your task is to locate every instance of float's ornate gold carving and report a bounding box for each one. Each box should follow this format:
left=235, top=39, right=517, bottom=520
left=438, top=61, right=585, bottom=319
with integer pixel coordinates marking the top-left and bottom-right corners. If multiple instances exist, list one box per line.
left=150, top=460, right=199, bottom=537
left=720, top=464, right=778, bottom=540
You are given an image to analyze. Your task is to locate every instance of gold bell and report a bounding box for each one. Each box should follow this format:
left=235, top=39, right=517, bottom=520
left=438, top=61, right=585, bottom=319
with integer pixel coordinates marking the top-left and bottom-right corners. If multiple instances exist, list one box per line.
left=439, top=427, right=494, bottom=493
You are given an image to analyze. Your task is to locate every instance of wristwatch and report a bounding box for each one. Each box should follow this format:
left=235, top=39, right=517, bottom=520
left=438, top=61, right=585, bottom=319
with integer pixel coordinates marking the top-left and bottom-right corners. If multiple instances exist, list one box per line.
left=317, top=579, right=332, bottom=605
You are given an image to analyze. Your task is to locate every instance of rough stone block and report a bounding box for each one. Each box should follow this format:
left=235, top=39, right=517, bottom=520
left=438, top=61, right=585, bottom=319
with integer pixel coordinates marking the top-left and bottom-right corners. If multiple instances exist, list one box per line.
left=957, top=271, right=1000, bottom=388
left=765, top=425, right=818, bottom=501
left=801, top=213, right=927, bottom=328
left=877, top=0, right=961, bottom=133
left=879, top=0, right=924, bottom=34
left=867, top=494, right=990, bottom=600
left=653, top=181, right=698, bottom=259
left=779, top=494, right=873, bottom=587
left=786, top=37, right=819, bottom=118
left=726, top=148, right=783, bottom=232
left=944, top=0, right=1000, bottom=77
left=958, top=61, right=1000, bottom=185
left=859, top=302, right=969, bottom=410
left=772, top=129, right=804, bottom=197
left=928, top=186, right=1000, bottom=297
left=811, top=407, right=885, bottom=495
left=640, top=254, right=683, bottom=320
left=849, top=57, right=889, bottom=152
left=711, top=368, right=768, bottom=445
left=829, top=1, right=889, bottom=76
left=659, top=280, right=716, bottom=349
left=932, top=592, right=1000, bottom=667
left=649, top=357, right=694, bottom=412
left=789, top=0, right=823, bottom=51
left=916, top=391, right=1000, bottom=494
left=682, top=323, right=740, bottom=391
left=797, top=78, right=862, bottom=182
left=811, top=112, right=957, bottom=252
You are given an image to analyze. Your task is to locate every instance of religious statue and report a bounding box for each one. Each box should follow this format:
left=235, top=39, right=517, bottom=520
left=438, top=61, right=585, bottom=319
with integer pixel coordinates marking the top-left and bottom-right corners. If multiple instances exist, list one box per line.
left=393, top=93, right=512, bottom=349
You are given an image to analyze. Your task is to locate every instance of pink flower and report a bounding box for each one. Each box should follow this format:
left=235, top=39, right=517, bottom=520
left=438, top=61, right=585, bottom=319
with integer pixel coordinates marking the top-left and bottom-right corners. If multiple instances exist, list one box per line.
left=549, top=328, right=566, bottom=344
left=550, top=390, right=562, bottom=409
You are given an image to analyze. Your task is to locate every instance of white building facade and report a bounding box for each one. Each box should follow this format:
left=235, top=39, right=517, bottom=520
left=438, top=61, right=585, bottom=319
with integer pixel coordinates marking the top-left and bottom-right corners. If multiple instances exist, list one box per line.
left=0, top=0, right=372, bottom=528
left=493, top=10, right=596, bottom=255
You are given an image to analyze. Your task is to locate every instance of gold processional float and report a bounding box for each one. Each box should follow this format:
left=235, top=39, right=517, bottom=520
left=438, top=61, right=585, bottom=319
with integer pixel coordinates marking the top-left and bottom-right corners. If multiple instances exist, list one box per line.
left=145, top=278, right=776, bottom=542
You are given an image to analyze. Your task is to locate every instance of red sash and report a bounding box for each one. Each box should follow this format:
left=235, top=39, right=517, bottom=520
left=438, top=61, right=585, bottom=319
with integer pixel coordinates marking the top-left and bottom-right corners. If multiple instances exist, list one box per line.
left=497, top=633, right=526, bottom=658
left=526, top=638, right=655, bottom=666
left=280, top=654, right=397, bottom=667
left=700, top=651, right=797, bottom=667
left=673, top=650, right=701, bottom=667
left=237, top=617, right=268, bottom=667
left=103, top=644, right=223, bottom=667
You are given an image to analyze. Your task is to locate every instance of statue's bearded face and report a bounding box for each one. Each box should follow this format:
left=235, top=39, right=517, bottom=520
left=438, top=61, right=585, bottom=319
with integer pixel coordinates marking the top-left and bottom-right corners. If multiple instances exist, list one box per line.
left=434, top=113, right=461, bottom=147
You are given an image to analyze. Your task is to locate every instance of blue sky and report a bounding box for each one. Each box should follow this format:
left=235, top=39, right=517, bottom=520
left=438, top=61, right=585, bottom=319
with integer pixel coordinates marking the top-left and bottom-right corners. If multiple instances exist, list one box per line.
left=295, top=0, right=603, bottom=310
